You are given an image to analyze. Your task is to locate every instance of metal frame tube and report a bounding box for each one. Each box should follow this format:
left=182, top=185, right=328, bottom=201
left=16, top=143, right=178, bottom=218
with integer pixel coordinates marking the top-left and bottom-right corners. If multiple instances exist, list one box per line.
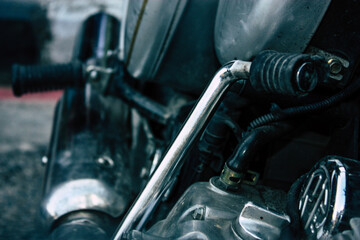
left=112, top=60, right=251, bottom=239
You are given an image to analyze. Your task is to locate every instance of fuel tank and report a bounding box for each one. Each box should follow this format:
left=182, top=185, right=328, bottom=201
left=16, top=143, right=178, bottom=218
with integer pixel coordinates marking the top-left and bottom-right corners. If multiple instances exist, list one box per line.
left=124, top=0, right=219, bottom=94
left=214, top=0, right=331, bottom=63
left=124, top=0, right=331, bottom=94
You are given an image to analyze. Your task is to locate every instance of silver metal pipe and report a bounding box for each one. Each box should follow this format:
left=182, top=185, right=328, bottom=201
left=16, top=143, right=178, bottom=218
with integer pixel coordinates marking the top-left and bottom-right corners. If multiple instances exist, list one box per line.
left=112, top=60, right=251, bottom=239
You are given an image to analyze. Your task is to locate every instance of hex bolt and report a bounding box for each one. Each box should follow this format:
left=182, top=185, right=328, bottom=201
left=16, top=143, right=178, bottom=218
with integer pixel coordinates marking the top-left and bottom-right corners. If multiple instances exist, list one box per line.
left=328, top=59, right=343, bottom=75
left=192, top=207, right=205, bottom=220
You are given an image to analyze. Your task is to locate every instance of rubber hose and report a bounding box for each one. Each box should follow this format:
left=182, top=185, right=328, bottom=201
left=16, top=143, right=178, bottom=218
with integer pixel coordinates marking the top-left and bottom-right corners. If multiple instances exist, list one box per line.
left=227, top=122, right=292, bottom=172
left=112, top=76, right=171, bottom=125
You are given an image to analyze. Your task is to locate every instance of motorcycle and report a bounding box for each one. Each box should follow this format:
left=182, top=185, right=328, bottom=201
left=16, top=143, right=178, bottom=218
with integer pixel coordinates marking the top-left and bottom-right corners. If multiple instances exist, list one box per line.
left=11, top=0, right=360, bottom=239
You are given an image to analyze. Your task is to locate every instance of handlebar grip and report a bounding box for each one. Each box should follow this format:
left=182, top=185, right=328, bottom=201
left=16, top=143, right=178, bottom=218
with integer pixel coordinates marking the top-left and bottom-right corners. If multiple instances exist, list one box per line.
left=12, top=62, right=84, bottom=96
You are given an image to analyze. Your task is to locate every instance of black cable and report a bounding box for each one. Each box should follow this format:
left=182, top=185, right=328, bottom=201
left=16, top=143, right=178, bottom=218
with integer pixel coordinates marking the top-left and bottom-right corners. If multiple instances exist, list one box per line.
left=249, top=75, right=360, bottom=129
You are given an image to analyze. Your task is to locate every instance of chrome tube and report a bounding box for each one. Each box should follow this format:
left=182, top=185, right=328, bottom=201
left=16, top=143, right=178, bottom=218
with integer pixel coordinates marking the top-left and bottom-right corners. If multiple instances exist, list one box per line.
left=112, top=60, right=251, bottom=239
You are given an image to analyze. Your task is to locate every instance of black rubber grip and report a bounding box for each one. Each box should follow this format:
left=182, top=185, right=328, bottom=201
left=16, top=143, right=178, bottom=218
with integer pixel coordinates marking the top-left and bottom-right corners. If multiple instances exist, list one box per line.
left=250, top=50, right=328, bottom=96
left=12, top=62, right=84, bottom=96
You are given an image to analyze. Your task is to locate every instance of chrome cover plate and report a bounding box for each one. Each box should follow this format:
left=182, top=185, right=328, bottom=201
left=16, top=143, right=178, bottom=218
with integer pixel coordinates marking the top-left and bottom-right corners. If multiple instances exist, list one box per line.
left=139, top=179, right=289, bottom=240
left=234, top=202, right=290, bottom=240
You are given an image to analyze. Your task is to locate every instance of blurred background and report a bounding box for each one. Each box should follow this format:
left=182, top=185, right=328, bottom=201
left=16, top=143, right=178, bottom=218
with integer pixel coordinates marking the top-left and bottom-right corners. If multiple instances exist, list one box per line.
left=0, top=0, right=124, bottom=239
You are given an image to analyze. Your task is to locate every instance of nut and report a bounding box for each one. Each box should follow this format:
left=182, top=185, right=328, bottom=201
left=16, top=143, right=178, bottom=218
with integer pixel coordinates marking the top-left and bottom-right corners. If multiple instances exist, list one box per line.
left=328, top=59, right=343, bottom=75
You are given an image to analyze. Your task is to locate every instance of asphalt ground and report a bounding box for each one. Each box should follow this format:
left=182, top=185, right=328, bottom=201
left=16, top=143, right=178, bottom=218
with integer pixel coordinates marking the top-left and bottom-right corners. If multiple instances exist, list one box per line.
left=0, top=90, right=61, bottom=239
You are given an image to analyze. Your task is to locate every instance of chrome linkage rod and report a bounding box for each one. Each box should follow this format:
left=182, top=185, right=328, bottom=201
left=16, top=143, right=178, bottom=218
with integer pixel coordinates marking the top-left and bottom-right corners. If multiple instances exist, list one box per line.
left=113, top=60, right=251, bottom=240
